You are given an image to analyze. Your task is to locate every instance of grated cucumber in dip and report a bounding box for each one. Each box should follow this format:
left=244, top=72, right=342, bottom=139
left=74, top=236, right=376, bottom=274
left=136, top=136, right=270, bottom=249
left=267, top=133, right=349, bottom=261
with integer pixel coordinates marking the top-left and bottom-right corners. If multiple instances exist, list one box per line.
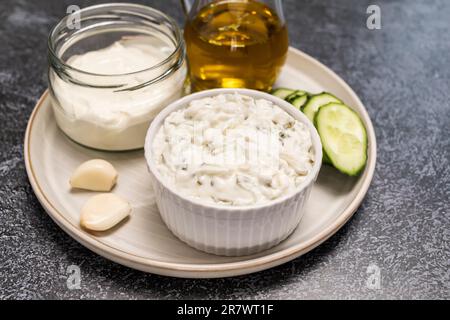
left=152, top=93, right=315, bottom=206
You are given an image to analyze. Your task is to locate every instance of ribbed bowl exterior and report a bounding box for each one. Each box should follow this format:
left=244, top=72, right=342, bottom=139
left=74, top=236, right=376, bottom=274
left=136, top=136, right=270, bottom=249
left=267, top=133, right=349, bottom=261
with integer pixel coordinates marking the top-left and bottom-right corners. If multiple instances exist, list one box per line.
left=148, top=169, right=316, bottom=256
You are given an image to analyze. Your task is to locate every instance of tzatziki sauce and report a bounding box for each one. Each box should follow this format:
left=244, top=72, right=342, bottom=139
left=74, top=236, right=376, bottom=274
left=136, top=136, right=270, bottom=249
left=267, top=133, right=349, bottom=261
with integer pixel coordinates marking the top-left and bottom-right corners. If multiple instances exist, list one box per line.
left=152, top=93, right=315, bottom=206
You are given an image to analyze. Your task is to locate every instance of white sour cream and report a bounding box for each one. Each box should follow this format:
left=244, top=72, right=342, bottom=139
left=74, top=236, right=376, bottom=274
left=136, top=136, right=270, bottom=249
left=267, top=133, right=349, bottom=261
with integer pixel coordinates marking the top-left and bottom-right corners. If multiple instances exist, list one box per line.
left=152, top=93, right=315, bottom=206
left=51, top=36, right=186, bottom=150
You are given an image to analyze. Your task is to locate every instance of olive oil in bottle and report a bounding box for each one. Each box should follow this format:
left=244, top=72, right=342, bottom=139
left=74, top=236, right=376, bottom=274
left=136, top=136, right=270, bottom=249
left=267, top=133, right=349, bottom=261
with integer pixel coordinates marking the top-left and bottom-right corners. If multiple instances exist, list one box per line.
left=184, top=0, right=289, bottom=91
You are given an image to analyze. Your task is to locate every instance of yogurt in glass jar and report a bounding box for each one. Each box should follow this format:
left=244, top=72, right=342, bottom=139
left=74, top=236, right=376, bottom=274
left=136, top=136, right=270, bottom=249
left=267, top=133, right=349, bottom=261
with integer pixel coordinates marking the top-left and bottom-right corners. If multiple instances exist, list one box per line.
left=48, top=4, right=187, bottom=151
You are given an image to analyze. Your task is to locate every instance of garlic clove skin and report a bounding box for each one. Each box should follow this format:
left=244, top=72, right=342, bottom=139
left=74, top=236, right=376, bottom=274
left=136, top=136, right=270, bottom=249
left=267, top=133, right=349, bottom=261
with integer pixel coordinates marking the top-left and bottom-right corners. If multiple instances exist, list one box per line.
left=80, top=193, right=131, bottom=231
left=70, top=159, right=118, bottom=191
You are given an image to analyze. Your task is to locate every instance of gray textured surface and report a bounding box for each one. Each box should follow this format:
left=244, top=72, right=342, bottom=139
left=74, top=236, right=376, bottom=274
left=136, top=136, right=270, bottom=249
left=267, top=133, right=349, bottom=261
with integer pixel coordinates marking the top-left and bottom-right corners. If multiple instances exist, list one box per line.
left=0, top=0, right=449, bottom=300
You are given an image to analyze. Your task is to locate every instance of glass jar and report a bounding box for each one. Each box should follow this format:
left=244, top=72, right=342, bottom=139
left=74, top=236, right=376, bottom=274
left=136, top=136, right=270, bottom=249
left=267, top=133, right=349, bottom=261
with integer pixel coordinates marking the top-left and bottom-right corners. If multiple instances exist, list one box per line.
left=48, top=3, right=187, bottom=151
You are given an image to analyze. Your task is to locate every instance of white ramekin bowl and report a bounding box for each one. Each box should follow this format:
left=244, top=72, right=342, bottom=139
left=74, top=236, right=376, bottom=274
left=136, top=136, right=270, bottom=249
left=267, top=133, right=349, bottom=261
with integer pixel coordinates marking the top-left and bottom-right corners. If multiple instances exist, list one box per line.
left=144, top=88, right=322, bottom=256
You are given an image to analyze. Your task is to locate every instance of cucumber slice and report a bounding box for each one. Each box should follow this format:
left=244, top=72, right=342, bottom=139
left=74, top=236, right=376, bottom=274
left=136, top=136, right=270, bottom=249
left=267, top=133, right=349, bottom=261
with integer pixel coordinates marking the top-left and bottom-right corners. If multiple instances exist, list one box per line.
left=291, top=94, right=308, bottom=109
left=285, top=90, right=307, bottom=103
left=271, top=88, right=296, bottom=100
left=303, top=92, right=342, bottom=122
left=315, top=103, right=368, bottom=176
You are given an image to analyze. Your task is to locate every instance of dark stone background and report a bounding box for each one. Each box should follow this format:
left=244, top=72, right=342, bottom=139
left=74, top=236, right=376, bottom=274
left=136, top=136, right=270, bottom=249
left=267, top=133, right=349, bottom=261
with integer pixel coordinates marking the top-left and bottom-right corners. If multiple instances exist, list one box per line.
left=0, top=0, right=449, bottom=299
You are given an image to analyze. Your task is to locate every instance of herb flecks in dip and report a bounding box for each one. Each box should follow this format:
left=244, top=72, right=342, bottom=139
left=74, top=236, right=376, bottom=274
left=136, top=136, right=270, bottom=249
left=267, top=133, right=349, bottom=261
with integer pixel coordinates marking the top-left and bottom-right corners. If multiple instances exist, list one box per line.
left=152, top=93, right=314, bottom=206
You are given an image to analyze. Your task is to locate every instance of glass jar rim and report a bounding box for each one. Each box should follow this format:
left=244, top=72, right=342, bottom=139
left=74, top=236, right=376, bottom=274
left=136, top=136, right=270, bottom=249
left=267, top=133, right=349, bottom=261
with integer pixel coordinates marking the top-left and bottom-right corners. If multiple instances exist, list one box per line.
left=47, top=3, right=185, bottom=77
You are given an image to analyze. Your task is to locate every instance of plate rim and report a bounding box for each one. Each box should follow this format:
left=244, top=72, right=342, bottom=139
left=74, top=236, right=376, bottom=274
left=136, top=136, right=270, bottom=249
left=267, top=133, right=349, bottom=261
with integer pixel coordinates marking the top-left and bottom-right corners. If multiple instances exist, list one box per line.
left=24, top=47, right=377, bottom=278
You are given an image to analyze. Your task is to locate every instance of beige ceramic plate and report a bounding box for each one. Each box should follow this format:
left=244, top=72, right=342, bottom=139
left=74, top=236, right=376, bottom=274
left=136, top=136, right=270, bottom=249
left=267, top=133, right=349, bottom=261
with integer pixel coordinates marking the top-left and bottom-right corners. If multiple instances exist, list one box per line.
left=24, top=47, right=376, bottom=278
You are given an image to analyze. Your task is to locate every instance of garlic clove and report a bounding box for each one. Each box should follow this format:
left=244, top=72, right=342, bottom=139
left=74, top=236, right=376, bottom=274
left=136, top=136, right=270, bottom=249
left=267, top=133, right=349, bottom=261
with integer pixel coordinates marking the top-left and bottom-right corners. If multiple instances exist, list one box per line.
left=80, top=193, right=131, bottom=231
left=70, top=159, right=118, bottom=191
